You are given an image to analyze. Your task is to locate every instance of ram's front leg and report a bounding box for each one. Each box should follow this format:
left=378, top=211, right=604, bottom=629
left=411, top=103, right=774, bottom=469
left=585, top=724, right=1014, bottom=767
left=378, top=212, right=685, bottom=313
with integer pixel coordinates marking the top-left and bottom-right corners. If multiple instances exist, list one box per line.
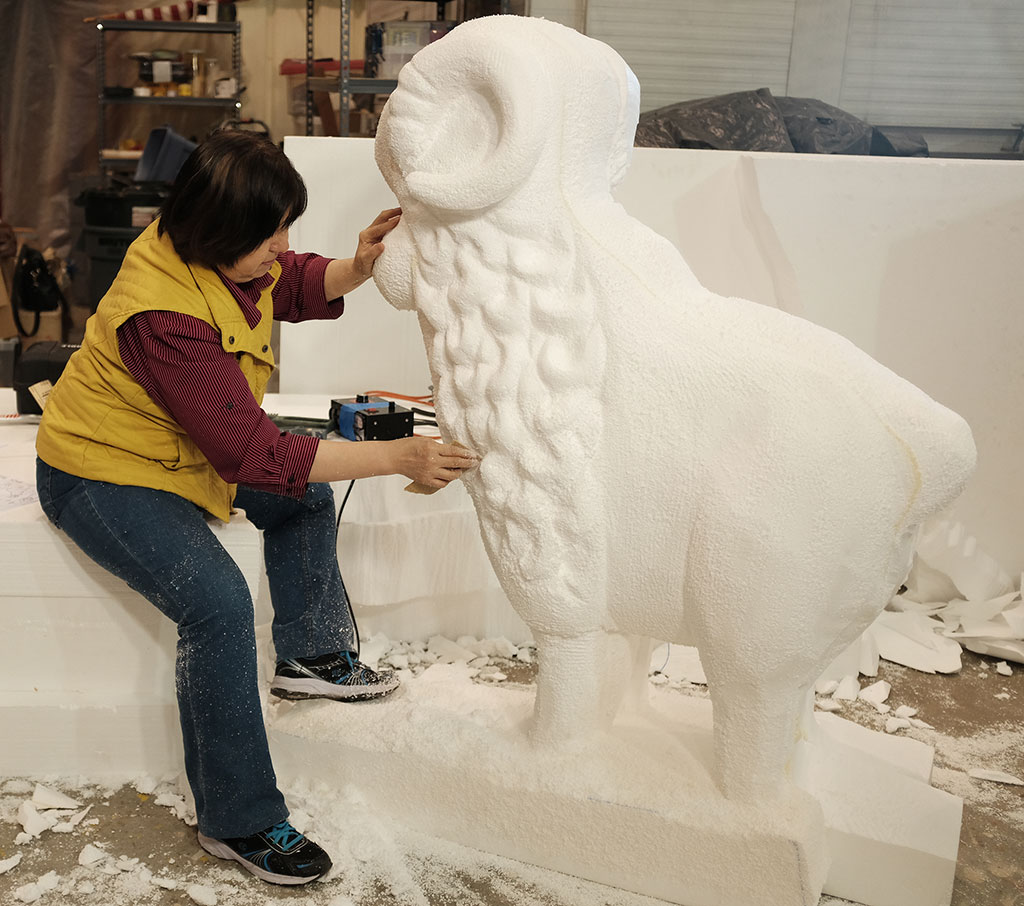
left=529, top=629, right=636, bottom=747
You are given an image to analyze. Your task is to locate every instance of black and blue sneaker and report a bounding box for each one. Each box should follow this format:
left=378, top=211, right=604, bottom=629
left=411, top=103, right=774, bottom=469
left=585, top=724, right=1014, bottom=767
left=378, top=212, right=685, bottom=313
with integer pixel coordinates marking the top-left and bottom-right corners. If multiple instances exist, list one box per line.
left=270, top=651, right=400, bottom=702
left=197, top=820, right=331, bottom=885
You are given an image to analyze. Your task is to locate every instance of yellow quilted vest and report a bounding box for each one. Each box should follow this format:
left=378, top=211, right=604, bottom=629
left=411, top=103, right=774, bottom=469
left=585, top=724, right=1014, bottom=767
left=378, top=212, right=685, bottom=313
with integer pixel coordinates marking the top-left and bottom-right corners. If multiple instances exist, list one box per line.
left=37, top=219, right=279, bottom=522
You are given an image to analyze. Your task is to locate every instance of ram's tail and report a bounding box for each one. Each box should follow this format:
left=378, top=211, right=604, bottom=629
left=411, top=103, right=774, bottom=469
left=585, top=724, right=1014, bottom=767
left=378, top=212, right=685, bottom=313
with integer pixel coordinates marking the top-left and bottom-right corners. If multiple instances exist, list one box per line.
left=889, top=401, right=976, bottom=531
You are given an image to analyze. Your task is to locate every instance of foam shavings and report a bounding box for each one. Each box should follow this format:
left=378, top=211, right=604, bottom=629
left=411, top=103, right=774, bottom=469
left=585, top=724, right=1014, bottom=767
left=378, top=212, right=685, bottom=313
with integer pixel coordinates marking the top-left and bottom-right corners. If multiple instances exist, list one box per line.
left=883, top=527, right=1024, bottom=669
left=78, top=843, right=108, bottom=866
left=17, top=800, right=57, bottom=837
left=967, top=768, right=1024, bottom=786
left=885, top=717, right=912, bottom=733
left=815, top=678, right=839, bottom=696
left=52, top=804, right=93, bottom=833
left=132, top=775, right=158, bottom=795
left=358, top=632, right=391, bottom=670
left=867, top=609, right=964, bottom=674
left=427, top=635, right=477, bottom=664
left=857, top=679, right=891, bottom=713
left=186, top=883, right=218, bottom=905
left=13, top=870, right=59, bottom=903
left=833, top=674, right=860, bottom=701
left=31, top=783, right=82, bottom=810
left=153, top=792, right=196, bottom=825
left=150, top=876, right=178, bottom=889
left=478, top=637, right=519, bottom=659
left=0, top=852, right=23, bottom=874
left=965, top=637, right=1024, bottom=663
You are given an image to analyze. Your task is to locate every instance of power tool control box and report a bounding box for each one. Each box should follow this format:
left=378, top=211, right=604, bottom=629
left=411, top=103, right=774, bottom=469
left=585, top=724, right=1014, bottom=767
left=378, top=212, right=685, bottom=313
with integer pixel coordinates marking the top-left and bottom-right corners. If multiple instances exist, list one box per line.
left=330, top=395, right=414, bottom=441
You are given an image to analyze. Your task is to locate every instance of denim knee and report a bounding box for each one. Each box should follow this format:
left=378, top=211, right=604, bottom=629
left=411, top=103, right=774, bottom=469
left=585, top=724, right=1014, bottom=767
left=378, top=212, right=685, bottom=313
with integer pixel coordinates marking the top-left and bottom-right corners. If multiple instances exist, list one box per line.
left=303, top=481, right=336, bottom=512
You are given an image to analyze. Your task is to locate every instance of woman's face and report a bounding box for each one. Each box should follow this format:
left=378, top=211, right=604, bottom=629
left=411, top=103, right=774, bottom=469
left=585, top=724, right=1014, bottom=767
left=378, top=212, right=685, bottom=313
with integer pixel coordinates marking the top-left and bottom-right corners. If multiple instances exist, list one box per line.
left=219, top=224, right=289, bottom=283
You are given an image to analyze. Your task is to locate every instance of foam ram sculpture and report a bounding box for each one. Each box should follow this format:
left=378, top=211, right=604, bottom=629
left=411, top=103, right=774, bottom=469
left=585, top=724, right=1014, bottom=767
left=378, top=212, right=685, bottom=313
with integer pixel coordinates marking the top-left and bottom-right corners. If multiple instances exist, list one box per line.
left=370, top=15, right=975, bottom=906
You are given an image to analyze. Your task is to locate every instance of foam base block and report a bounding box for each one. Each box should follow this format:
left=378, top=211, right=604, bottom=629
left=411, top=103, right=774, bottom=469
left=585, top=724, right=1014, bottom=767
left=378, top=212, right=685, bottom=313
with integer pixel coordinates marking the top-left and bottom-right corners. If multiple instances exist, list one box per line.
left=264, top=673, right=844, bottom=904
left=269, top=666, right=959, bottom=906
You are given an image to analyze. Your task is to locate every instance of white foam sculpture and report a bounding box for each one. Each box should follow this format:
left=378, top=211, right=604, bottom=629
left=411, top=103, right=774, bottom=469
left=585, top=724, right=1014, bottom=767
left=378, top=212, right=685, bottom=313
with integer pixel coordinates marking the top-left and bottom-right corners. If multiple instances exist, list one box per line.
left=367, top=15, right=975, bottom=906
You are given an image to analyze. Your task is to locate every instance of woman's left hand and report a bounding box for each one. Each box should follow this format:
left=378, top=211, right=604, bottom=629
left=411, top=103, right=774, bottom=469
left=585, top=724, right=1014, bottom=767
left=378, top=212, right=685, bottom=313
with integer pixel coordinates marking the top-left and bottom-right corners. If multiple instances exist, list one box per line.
left=353, top=207, right=402, bottom=279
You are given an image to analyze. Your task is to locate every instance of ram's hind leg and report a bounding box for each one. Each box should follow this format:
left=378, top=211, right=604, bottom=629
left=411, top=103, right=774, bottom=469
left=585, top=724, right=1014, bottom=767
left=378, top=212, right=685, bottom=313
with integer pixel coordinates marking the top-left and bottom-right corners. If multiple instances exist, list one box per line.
left=703, top=660, right=815, bottom=802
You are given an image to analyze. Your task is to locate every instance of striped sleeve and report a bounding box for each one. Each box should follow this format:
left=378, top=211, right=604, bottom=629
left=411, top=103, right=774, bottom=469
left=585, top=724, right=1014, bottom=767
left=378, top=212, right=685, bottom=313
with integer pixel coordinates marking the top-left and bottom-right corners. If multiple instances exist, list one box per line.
left=117, top=310, right=319, bottom=498
left=272, top=250, right=345, bottom=322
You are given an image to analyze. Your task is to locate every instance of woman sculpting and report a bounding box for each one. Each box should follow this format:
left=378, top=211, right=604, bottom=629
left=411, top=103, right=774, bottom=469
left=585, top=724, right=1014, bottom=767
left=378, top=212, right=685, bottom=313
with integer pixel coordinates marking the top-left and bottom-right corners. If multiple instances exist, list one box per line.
left=34, top=129, right=476, bottom=885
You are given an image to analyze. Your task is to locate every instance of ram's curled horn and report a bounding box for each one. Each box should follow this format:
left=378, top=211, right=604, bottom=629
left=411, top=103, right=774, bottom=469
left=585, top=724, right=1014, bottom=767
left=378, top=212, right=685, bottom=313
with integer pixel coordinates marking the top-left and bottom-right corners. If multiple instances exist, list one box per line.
left=375, top=23, right=548, bottom=213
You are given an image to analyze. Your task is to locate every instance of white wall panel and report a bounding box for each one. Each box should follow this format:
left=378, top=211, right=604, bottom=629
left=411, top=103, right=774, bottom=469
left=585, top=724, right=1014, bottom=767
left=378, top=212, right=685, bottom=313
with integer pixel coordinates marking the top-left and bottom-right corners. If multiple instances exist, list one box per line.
left=840, top=0, right=1024, bottom=127
left=585, top=0, right=797, bottom=111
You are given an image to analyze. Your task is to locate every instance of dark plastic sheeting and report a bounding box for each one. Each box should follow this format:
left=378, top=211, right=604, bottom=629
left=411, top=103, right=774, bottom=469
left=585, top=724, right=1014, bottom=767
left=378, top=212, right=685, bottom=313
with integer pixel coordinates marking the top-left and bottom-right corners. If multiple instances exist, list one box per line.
left=634, top=88, right=795, bottom=153
left=635, top=87, right=929, bottom=157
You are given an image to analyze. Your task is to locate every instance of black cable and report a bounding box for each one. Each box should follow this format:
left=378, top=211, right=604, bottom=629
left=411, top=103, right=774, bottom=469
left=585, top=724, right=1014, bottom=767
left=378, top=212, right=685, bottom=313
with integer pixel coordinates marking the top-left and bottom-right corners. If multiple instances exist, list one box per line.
left=335, top=478, right=359, bottom=658
left=336, top=478, right=356, bottom=530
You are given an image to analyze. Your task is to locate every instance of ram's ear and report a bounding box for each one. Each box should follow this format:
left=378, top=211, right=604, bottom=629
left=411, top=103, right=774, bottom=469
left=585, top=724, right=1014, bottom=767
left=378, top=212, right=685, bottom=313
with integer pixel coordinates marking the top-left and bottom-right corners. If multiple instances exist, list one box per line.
left=375, top=23, right=547, bottom=213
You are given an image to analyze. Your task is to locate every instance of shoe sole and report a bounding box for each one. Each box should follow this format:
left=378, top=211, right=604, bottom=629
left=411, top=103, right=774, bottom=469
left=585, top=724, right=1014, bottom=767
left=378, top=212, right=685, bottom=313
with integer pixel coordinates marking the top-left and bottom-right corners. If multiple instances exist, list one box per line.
left=269, top=675, right=400, bottom=702
left=197, top=832, right=324, bottom=886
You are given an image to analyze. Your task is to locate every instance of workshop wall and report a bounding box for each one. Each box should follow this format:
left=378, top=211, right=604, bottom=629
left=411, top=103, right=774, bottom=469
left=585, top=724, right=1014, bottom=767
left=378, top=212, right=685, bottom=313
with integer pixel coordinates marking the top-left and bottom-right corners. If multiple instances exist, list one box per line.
left=532, top=0, right=1024, bottom=155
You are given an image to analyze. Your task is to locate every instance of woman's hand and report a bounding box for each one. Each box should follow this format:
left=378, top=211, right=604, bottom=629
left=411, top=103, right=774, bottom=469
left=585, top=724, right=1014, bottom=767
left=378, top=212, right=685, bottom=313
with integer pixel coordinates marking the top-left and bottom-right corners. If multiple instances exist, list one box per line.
left=388, top=436, right=479, bottom=489
left=353, top=207, right=402, bottom=279
left=306, top=433, right=479, bottom=487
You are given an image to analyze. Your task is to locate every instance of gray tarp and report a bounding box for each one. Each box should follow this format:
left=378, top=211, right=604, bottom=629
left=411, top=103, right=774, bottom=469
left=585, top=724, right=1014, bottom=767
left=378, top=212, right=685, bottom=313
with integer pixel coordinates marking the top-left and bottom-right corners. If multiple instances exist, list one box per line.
left=0, top=2, right=131, bottom=257
left=635, top=86, right=928, bottom=157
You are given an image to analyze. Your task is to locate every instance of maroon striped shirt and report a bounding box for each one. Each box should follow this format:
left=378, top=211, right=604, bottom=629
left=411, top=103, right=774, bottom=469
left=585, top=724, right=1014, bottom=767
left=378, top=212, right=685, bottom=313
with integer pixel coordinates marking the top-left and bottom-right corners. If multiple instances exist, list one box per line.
left=117, top=250, right=342, bottom=498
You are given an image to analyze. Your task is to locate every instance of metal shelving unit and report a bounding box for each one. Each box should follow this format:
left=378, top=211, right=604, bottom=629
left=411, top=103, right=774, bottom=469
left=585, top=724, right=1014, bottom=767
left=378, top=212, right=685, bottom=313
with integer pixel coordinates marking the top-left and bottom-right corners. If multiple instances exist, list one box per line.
left=96, top=18, right=242, bottom=175
left=303, top=0, right=511, bottom=137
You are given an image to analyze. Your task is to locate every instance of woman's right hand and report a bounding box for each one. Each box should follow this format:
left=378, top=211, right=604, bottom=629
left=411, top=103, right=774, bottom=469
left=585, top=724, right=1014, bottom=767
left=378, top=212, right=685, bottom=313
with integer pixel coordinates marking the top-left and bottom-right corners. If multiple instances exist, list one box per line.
left=388, top=436, right=480, bottom=489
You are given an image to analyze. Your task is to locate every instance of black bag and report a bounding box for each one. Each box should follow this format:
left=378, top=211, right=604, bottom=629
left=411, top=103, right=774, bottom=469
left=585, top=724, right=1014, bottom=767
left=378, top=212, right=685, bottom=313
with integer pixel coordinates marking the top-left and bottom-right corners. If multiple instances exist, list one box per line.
left=11, top=245, right=66, bottom=337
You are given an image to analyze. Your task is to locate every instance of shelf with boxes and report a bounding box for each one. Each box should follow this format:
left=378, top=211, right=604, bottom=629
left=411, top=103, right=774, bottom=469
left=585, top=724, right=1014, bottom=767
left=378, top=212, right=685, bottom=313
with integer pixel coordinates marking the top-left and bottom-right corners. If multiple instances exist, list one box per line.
left=302, top=0, right=511, bottom=137
left=86, top=18, right=244, bottom=311
left=96, top=19, right=242, bottom=172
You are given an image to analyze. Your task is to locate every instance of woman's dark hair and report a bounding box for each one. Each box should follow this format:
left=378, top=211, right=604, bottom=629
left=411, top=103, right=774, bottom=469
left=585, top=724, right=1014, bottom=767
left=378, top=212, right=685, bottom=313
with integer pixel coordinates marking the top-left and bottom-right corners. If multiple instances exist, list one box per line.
left=158, top=129, right=307, bottom=269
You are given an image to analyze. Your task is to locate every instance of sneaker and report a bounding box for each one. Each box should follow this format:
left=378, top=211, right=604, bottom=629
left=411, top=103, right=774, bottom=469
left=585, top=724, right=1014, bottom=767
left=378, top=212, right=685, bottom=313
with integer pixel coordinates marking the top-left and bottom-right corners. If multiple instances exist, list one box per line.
left=270, top=651, right=400, bottom=702
left=197, top=820, right=331, bottom=885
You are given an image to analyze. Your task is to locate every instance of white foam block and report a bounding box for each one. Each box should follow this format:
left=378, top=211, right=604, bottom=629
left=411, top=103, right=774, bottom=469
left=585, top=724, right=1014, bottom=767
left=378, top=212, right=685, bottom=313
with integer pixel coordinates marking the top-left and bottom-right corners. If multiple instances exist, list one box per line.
left=0, top=690, right=182, bottom=778
left=806, top=734, right=961, bottom=906
left=271, top=676, right=826, bottom=906
left=270, top=671, right=959, bottom=906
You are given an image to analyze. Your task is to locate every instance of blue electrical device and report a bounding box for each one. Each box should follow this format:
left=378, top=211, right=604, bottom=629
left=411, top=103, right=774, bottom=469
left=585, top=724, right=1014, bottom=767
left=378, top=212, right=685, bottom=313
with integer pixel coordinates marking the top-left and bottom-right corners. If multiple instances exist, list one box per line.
left=330, top=394, right=414, bottom=441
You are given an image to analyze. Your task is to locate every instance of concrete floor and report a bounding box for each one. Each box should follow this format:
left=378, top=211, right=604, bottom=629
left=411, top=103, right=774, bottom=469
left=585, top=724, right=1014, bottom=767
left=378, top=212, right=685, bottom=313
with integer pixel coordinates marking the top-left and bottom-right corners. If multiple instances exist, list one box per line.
left=1, top=651, right=1023, bottom=906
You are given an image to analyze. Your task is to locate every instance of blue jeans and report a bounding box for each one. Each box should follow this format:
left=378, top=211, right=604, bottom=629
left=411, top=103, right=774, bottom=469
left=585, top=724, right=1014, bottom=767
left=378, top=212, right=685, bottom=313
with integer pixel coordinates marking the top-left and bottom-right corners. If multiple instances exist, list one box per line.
left=36, top=459, right=355, bottom=839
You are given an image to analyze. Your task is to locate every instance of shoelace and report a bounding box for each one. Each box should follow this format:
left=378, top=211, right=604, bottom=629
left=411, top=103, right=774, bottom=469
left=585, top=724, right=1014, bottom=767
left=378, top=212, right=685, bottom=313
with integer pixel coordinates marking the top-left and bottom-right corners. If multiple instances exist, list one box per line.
left=265, top=821, right=305, bottom=852
left=288, top=651, right=387, bottom=685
